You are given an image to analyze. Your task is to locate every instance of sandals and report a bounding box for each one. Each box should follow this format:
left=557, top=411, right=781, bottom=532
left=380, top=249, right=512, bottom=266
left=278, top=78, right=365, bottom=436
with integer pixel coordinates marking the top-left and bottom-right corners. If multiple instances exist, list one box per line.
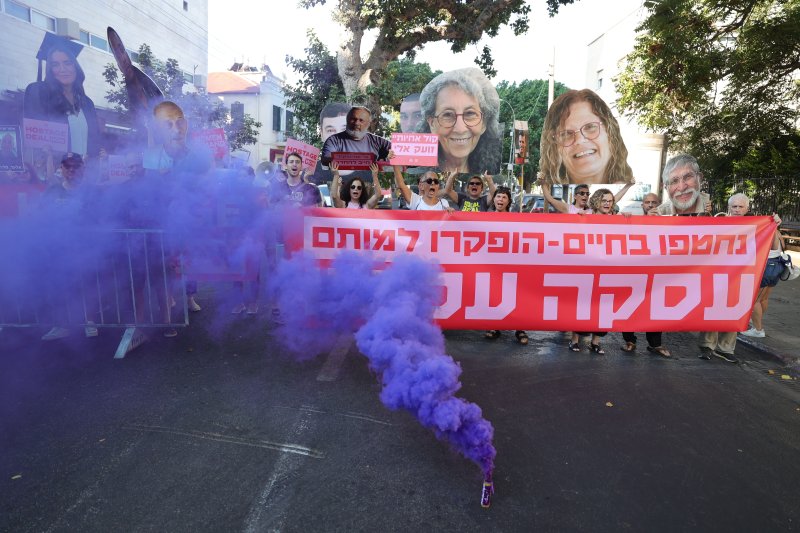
left=621, top=341, right=636, bottom=353
left=515, top=331, right=529, bottom=345
left=484, top=330, right=501, bottom=340
left=647, top=345, right=672, bottom=358
left=589, top=343, right=605, bottom=355
left=568, top=341, right=581, bottom=352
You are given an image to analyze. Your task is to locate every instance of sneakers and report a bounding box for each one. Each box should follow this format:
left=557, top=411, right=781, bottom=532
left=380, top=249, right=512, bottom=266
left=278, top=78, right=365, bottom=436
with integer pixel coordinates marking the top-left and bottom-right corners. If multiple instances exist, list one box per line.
left=231, top=303, right=246, bottom=315
left=246, top=303, right=259, bottom=315
left=698, top=346, right=713, bottom=360
left=188, top=297, right=202, bottom=312
left=42, top=327, right=70, bottom=341
left=85, top=321, right=98, bottom=338
left=714, top=351, right=739, bottom=364
left=740, top=327, right=765, bottom=338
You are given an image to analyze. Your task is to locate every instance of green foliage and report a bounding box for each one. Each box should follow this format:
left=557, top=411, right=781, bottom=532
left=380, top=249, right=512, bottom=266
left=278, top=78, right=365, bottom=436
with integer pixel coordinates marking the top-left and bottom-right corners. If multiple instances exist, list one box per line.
left=496, top=79, right=570, bottom=188
left=616, top=0, right=800, bottom=179
left=103, top=44, right=261, bottom=152
left=283, top=32, right=347, bottom=145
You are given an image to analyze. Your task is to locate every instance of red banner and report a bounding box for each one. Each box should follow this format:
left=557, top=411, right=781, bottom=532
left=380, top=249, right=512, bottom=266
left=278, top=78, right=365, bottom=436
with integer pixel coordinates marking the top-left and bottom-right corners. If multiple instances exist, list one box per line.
left=287, top=209, right=775, bottom=332
left=332, top=152, right=375, bottom=170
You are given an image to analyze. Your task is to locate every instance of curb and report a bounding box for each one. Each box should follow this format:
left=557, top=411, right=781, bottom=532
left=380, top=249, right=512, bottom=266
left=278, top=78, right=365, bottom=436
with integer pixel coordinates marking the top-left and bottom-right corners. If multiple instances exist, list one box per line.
left=736, top=334, right=800, bottom=369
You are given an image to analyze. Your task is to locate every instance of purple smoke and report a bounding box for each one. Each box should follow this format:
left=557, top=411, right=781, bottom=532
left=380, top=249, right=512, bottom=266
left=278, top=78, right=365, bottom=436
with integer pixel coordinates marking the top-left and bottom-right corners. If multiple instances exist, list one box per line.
left=269, top=249, right=496, bottom=476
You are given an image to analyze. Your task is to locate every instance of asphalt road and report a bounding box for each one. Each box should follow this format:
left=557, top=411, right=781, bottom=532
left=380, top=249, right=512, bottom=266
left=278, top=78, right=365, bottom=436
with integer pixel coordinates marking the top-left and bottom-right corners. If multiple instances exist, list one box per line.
left=1, top=309, right=799, bottom=532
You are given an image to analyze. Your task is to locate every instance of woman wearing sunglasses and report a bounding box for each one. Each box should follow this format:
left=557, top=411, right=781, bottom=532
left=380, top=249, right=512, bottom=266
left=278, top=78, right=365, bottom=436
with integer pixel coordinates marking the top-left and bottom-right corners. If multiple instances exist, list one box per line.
left=484, top=185, right=529, bottom=344
left=393, top=166, right=453, bottom=211
left=330, top=162, right=382, bottom=209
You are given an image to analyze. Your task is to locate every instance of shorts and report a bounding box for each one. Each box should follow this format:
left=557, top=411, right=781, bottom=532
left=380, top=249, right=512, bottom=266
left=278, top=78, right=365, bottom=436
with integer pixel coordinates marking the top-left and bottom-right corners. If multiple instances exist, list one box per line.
left=760, top=256, right=784, bottom=288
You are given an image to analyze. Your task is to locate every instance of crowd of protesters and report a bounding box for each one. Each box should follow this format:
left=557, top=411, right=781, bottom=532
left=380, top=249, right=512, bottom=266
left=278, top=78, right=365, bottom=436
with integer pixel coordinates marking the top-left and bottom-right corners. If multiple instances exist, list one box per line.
left=1, top=100, right=789, bottom=362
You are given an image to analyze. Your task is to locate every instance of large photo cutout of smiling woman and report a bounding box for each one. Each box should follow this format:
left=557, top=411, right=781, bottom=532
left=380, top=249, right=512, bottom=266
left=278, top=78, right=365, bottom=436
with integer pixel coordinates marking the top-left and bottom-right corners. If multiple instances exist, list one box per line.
left=417, top=68, right=501, bottom=174
left=539, top=89, right=634, bottom=185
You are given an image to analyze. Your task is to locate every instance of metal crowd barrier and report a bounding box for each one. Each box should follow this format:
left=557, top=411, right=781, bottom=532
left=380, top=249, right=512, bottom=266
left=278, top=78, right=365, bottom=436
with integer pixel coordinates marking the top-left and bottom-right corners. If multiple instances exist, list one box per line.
left=0, top=229, right=188, bottom=358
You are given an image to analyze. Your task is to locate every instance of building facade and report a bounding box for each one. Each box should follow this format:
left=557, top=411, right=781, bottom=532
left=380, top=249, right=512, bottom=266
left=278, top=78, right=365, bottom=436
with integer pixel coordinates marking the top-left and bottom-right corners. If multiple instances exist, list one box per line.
left=583, top=3, right=667, bottom=209
left=208, top=64, right=292, bottom=166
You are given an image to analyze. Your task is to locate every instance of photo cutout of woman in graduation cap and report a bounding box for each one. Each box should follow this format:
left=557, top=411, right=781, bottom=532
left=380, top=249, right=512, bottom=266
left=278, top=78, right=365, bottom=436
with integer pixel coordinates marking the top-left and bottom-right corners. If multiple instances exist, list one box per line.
left=23, top=33, right=103, bottom=158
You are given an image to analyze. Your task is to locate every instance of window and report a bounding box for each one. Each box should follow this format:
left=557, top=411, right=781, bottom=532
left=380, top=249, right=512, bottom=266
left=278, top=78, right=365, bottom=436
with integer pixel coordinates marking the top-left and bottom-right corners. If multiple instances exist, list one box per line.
left=183, top=71, right=194, bottom=84
left=30, top=10, right=55, bottom=31
left=5, top=0, right=30, bottom=21
left=183, top=1, right=189, bottom=11
left=231, top=102, right=244, bottom=125
left=285, top=110, right=294, bottom=134
left=90, top=34, right=108, bottom=52
left=272, top=105, right=282, bottom=131
left=79, top=30, right=90, bottom=45
left=596, top=69, right=604, bottom=90
left=126, top=49, right=139, bottom=63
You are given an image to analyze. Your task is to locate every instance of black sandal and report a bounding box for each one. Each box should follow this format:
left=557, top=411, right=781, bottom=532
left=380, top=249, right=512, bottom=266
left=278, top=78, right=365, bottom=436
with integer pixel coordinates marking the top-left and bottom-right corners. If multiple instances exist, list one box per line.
left=621, top=341, right=636, bottom=353
left=568, top=341, right=581, bottom=352
left=515, top=331, right=529, bottom=345
left=484, top=330, right=501, bottom=340
left=589, top=343, right=605, bottom=355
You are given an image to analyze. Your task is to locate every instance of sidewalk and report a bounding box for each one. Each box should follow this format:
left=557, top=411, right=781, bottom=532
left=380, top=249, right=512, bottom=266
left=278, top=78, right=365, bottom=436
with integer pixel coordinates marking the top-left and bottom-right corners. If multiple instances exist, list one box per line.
left=736, top=249, right=800, bottom=368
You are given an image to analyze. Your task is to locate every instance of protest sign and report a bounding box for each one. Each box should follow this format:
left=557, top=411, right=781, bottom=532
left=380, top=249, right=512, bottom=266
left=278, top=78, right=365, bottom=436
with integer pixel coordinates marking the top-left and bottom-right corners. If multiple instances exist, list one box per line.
left=0, top=126, right=24, bottom=172
left=389, top=133, right=438, bottom=166
left=190, top=128, right=228, bottom=159
left=289, top=210, right=775, bottom=332
left=22, top=118, right=68, bottom=152
left=285, top=138, right=320, bottom=173
left=332, top=152, right=376, bottom=170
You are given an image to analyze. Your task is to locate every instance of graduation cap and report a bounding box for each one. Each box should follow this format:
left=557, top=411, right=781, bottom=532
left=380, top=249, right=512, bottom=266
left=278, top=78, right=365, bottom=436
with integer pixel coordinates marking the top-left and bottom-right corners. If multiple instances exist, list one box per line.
left=35, top=33, right=84, bottom=81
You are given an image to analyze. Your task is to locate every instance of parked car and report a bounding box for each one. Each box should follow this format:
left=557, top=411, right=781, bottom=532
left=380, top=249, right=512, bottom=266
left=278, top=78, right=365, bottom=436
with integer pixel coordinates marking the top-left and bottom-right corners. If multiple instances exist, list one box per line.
left=521, top=194, right=557, bottom=213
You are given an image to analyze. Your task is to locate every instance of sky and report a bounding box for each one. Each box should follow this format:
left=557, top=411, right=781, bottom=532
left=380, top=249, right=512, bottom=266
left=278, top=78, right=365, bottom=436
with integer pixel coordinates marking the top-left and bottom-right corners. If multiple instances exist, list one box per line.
left=208, top=0, right=645, bottom=90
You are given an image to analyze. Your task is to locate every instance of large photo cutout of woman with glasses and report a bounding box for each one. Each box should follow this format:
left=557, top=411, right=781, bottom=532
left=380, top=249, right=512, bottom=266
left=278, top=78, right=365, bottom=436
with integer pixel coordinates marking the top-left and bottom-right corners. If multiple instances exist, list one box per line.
left=416, top=68, right=502, bottom=174
left=539, top=89, right=634, bottom=185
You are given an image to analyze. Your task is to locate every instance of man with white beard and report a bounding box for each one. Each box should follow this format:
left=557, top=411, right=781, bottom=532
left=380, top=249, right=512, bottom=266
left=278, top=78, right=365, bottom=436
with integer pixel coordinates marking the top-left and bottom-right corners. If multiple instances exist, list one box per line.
left=320, top=106, right=392, bottom=166
left=651, top=154, right=711, bottom=216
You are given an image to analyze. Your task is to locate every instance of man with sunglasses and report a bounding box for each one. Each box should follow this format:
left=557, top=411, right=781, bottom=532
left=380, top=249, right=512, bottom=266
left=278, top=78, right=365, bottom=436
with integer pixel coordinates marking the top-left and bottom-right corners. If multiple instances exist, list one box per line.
left=539, top=181, right=592, bottom=214
left=653, top=153, right=711, bottom=216
left=394, top=166, right=452, bottom=211
left=443, top=170, right=496, bottom=212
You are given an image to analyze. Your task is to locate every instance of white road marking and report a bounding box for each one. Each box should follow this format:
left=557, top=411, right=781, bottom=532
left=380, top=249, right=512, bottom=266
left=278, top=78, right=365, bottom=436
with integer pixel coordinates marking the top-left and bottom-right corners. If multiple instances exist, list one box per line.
left=316, top=334, right=353, bottom=382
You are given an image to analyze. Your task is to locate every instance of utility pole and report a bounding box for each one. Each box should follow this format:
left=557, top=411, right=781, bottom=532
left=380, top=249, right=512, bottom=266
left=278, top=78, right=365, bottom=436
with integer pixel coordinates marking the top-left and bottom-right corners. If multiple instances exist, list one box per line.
left=544, top=47, right=556, bottom=213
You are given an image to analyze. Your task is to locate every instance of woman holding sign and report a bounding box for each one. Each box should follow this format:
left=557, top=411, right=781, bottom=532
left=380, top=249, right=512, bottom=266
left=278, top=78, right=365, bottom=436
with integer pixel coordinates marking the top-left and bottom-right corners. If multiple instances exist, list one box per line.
left=24, top=34, right=102, bottom=159
left=330, top=162, right=383, bottom=209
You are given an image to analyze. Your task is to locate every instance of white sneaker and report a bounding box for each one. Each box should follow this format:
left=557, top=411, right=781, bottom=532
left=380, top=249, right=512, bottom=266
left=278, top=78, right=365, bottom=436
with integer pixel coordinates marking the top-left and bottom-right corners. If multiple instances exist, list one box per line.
left=188, top=297, right=202, bottom=312
left=42, top=327, right=70, bottom=340
left=740, top=327, right=765, bottom=338
left=85, top=321, right=98, bottom=338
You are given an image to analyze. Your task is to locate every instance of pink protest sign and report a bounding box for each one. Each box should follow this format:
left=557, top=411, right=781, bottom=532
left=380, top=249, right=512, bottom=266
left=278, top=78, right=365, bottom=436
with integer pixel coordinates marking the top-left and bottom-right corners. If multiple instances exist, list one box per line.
left=190, top=128, right=229, bottom=159
left=106, top=155, right=130, bottom=184
left=285, top=138, right=320, bottom=172
left=332, top=152, right=376, bottom=170
left=389, top=133, right=438, bottom=166
left=22, top=118, right=68, bottom=152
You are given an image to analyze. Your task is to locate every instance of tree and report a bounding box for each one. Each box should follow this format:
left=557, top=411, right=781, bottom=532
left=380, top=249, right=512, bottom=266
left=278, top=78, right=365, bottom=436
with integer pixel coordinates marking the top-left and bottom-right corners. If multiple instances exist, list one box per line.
left=496, top=79, right=570, bottom=188
left=616, top=0, right=800, bottom=179
left=103, top=44, right=260, bottom=152
left=299, top=0, right=576, bottom=113
left=284, top=34, right=440, bottom=145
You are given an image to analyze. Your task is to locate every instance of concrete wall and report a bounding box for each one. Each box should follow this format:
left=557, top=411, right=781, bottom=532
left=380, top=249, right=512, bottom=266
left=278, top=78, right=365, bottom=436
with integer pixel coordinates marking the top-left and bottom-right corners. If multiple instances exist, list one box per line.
left=0, top=0, right=208, bottom=116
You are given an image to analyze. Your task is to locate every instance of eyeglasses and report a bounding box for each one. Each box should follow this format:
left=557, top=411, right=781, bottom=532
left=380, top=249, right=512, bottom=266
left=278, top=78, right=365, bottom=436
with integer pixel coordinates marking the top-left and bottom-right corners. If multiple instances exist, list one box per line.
left=423, top=178, right=440, bottom=185
left=666, top=171, right=699, bottom=188
left=434, top=110, right=482, bottom=127
left=575, top=191, right=590, bottom=196
left=468, top=181, right=483, bottom=187
left=350, top=184, right=363, bottom=190
left=553, top=122, right=602, bottom=147
left=600, top=199, right=614, bottom=204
